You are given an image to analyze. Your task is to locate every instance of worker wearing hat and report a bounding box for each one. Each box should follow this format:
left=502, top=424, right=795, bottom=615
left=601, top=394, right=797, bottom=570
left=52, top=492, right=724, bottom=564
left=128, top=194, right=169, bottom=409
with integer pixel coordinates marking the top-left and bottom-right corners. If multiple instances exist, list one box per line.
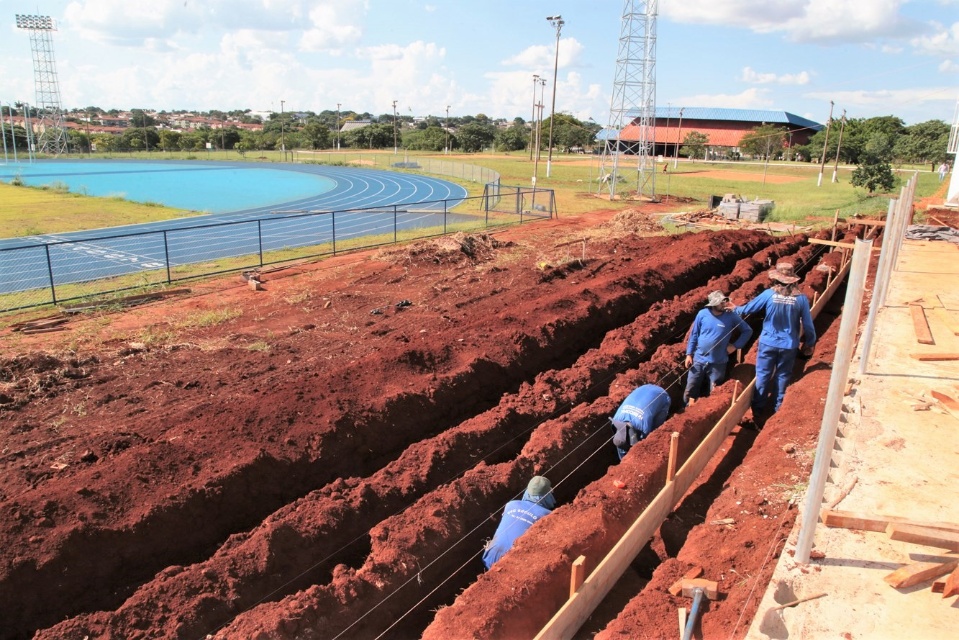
left=683, top=290, right=753, bottom=405
left=609, top=384, right=671, bottom=460
left=482, top=476, right=556, bottom=569
left=734, top=263, right=816, bottom=415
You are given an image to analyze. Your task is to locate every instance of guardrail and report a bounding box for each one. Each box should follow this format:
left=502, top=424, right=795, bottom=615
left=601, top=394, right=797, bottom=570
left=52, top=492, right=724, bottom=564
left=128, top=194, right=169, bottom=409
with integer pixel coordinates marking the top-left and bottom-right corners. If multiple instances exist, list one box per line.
left=0, top=185, right=555, bottom=312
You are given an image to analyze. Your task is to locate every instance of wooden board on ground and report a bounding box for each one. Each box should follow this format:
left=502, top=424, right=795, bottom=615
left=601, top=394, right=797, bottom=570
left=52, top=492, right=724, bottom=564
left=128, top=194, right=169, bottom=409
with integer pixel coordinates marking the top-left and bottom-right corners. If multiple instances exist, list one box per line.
left=884, top=558, right=959, bottom=589
left=932, top=308, right=959, bottom=336
left=909, top=353, right=959, bottom=361
left=887, top=523, right=959, bottom=551
left=944, top=567, right=959, bottom=598
left=910, top=305, right=935, bottom=345
left=668, top=566, right=704, bottom=596
left=821, top=510, right=959, bottom=534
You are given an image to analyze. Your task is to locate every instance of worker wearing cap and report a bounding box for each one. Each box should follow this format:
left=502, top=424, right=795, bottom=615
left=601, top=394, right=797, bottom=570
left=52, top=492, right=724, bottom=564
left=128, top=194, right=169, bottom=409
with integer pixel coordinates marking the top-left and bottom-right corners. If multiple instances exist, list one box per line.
left=684, top=290, right=753, bottom=405
left=609, top=384, right=671, bottom=460
left=482, top=476, right=556, bottom=570
left=734, top=263, right=816, bottom=414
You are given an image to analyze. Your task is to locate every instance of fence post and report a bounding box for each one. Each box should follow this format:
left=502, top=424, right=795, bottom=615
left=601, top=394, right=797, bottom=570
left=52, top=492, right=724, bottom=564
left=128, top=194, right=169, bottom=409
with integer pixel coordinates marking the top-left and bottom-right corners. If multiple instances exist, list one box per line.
left=44, top=244, right=57, bottom=305
left=394, top=206, right=398, bottom=243
left=257, top=220, right=264, bottom=267
left=163, top=231, right=172, bottom=283
left=332, top=211, right=337, bottom=255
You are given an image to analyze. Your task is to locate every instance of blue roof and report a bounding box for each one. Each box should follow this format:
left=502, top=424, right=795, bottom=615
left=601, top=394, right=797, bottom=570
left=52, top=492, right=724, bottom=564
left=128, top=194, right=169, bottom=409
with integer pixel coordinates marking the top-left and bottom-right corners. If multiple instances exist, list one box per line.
left=625, top=107, right=823, bottom=131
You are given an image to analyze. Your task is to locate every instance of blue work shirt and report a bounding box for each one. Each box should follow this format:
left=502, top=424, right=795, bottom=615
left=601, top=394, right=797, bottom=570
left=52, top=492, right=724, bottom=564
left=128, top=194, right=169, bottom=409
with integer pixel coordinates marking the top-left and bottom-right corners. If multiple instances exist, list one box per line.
left=686, top=308, right=753, bottom=364
left=735, top=288, right=816, bottom=350
left=483, top=492, right=553, bottom=570
left=612, top=384, right=671, bottom=439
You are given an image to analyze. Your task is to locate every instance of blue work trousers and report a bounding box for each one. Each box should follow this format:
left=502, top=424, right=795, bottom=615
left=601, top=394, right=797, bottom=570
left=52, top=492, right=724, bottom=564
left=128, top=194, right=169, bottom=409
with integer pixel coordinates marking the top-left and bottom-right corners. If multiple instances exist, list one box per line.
left=684, top=360, right=726, bottom=404
left=753, top=342, right=798, bottom=412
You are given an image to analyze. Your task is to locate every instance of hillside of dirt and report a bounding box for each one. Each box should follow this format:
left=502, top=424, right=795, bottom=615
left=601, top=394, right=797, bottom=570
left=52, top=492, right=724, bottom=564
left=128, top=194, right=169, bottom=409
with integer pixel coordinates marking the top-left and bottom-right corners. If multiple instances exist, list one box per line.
left=0, top=207, right=859, bottom=639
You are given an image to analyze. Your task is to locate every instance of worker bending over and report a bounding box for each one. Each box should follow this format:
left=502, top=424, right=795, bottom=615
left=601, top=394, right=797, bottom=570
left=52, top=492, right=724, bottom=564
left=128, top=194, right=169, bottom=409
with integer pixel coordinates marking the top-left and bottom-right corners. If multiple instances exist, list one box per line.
left=684, top=290, right=753, bottom=405
left=610, top=384, right=671, bottom=460
left=483, top=476, right=556, bottom=569
left=734, top=263, right=816, bottom=416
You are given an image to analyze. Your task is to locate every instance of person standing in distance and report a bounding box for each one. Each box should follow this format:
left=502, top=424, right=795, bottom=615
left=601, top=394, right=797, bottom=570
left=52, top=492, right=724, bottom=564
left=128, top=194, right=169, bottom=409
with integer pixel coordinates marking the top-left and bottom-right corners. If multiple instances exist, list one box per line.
left=684, top=290, right=753, bottom=405
left=734, top=263, right=816, bottom=416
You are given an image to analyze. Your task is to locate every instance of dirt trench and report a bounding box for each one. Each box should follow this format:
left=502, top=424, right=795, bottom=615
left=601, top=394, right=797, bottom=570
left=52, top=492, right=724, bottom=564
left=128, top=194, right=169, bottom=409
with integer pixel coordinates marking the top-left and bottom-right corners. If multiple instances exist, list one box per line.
left=27, top=230, right=848, bottom=639
left=1, top=226, right=796, bottom=639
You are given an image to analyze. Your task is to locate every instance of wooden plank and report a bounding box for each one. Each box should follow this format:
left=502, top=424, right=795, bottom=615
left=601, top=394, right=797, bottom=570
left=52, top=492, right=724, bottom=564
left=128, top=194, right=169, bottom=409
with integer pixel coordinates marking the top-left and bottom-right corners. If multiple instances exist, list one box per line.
left=668, top=566, right=704, bottom=597
left=887, top=523, right=959, bottom=551
left=570, top=556, right=586, bottom=599
left=808, top=238, right=879, bottom=250
left=831, top=209, right=840, bottom=242
left=822, top=510, right=959, bottom=534
left=910, top=353, right=959, bottom=361
left=533, top=382, right=755, bottom=640
left=930, top=390, right=959, bottom=418
left=678, top=608, right=687, bottom=640
left=932, top=308, right=959, bottom=336
left=666, top=432, right=679, bottom=483
left=944, top=567, right=959, bottom=598
left=883, top=558, right=959, bottom=589
left=811, top=258, right=851, bottom=320
left=932, top=579, right=946, bottom=594
left=910, top=305, right=935, bottom=345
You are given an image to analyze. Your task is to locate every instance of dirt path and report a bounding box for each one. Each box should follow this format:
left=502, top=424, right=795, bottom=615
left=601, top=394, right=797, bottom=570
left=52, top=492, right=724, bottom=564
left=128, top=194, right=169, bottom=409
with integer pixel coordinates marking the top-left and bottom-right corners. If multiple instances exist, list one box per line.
left=1, top=208, right=851, bottom=639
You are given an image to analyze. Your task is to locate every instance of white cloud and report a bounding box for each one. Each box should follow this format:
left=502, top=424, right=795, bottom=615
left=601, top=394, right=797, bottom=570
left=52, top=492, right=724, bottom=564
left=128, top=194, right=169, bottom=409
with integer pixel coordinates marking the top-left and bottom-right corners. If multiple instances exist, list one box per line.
left=939, top=59, right=959, bottom=72
left=678, top=88, right=775, bottom=109
left=805, top=87, right=956, bottom=110
left=500, top=38, right=585, bottom=70
left=740, top=66, right=811, bottom=85
left=911, top=21, right=959, bottom=55
left=661, top=0, right=922, bottom=44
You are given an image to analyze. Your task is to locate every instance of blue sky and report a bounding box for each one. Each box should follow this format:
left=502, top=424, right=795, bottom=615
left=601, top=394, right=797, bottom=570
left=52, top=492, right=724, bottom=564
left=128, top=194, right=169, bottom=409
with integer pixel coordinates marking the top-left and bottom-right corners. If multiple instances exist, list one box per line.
left=1, top=0, right=957, bottom=126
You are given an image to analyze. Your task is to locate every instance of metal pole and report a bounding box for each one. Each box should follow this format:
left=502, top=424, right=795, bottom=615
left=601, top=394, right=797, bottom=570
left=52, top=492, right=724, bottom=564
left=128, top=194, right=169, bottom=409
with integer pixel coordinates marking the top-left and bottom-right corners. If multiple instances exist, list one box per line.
left=817, top=101, right=834, bottom=187
left=795, top=238, right=873, bottom=563
left=7, top=104, right=18, bottom=163
left=336, top=103, right=340, bottom=151
left=674, top=108, right=684, bottom=169
left=332, top=211, right=336, bottom=255
left=393, top=205, right=397, bottom=243
left=257, top=220, right=264, bottom=266
left=1, top=103, right=8, bottom=162
left=280, top=100, right=286, bottom=162
left=163, top=231, right=172, bottom=283
left=392, top=100, right=398, bottom=155
left=546, top=16, right=564, bottom=178
left=857, top=199, right=897, bottom=375
left=446, top=105, right=451, bottom=155
left=44, top=244, right=57, bottom=304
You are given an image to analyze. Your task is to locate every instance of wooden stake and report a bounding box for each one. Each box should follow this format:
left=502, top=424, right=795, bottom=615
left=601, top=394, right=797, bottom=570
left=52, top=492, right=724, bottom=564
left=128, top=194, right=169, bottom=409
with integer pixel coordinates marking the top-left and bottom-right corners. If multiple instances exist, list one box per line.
left=678, top=608, right=687, bottom=640
left=831, top=208, right=840, bottom=242
left=943, top=567, right=959, bottom=598
left=667, top=432, right=679, bottom=483
left=570, top=556, right=586, bottom=599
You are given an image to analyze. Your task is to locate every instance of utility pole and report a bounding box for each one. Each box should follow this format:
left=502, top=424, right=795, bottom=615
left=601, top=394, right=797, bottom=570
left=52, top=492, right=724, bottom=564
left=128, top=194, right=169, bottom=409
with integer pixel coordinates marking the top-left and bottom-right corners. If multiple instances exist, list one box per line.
left=674, top=107, right=684, bottom=169
left=529, top=74, right=539, bottom=161
left=445, top=105, right=451, bottom=154
left=545, top=15, right=564, bottom=178
left=817, top=100, right=834, bottom=187
left=336, top=103, right=340, bottom=151
left=280, top=99, right=286, bottom=162
left=392, top=99, right=398, bottom=154
left=831, top=110, right=847, bottom=183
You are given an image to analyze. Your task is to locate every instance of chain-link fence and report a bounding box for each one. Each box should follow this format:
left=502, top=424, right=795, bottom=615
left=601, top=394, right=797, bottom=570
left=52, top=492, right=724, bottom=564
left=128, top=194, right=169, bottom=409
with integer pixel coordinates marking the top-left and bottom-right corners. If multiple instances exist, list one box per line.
left=1, top=186, right=552, bottom=312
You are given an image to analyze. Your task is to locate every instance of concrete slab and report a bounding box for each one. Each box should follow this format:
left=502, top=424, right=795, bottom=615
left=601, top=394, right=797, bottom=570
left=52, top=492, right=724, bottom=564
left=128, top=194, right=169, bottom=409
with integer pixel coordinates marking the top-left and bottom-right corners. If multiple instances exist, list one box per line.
left=746, top=239, right=959, bottom=639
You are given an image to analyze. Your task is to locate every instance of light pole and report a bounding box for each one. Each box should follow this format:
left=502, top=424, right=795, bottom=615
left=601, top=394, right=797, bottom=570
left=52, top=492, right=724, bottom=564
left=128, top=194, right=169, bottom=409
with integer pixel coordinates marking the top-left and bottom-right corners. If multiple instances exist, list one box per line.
left=545, top=15, right=564, bottom=178
left=537, top=78, right=546, bottom=162
left=336, top=103, right=340, bottom=151
left=392, top=100, right=398, bottom=154
left=280, top=99, right=286, bottom=162
left=674, top=107, right=684, bottom=169
left=445, top=105, right=451, bottom=154
left=529, top=74, right=539, bottom=161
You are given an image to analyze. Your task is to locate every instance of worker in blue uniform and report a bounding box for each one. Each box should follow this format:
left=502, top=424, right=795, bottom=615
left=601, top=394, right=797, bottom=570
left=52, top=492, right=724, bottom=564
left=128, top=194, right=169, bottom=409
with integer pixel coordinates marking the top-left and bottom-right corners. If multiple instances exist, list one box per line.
left=684, top=290, right=753, bottom=405
left=609, top=384, right=671, bottom=460
left=483, top=476, right=556, bottom=569
left=734, top=263, right=816, bottom=414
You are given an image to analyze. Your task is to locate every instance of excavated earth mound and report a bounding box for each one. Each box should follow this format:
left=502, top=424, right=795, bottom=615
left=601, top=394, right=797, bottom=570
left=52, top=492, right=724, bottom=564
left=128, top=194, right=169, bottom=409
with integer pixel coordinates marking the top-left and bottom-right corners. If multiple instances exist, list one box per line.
left=0, top=209, right=853, bottom=639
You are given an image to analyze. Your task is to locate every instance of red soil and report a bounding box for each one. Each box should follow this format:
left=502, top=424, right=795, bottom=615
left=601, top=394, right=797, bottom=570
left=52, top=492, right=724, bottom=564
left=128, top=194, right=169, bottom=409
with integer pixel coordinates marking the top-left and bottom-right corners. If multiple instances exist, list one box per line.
left=0, top=207, right=850, bottom=639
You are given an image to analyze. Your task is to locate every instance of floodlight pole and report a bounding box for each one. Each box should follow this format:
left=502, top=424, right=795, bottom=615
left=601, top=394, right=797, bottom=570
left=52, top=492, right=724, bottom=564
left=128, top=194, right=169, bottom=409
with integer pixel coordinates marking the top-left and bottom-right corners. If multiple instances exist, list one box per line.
left=817, top=100, right=834, bottom=187
left=831, top=110, right=846, bottom=183
left=445, top=105, right=451, bottom=154
left=392, top=100, right=398, bottom=154
left=545, top=15, right=564, bottom=178
left=529, top=74, right=540, bottom=161
left=280, top=100, right=286, bottom=162
left=336, top=103, right=341, bottom=151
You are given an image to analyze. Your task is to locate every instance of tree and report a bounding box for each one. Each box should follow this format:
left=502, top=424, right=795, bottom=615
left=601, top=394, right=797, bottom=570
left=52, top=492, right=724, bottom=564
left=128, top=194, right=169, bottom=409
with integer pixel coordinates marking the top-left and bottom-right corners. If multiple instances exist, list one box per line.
left=403, top=126, right=448, bottom=151
left=301, top=121, right=332, bottom=150
left=456, top=122, right=496, bottom=152
left=343, top=123, right=393, bottom=149
left=850, top=132, right=898, bottom=193
left=495, top=122, right=528, bottom=152
left=739, top=124, right=786, bottom=159
left=680, top=131, right=708, bottom=160
left=893, top=119, right=950, bottom=168
left=159, top=130, right=182, bottom=151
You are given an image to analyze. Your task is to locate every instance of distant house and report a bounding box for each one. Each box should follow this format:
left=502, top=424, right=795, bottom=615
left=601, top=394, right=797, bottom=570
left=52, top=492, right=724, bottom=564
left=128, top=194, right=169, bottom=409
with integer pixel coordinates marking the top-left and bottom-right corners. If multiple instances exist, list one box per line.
left=340, top=120, right=372, bottom=133
left=600, top=107, right=823, bottom=159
